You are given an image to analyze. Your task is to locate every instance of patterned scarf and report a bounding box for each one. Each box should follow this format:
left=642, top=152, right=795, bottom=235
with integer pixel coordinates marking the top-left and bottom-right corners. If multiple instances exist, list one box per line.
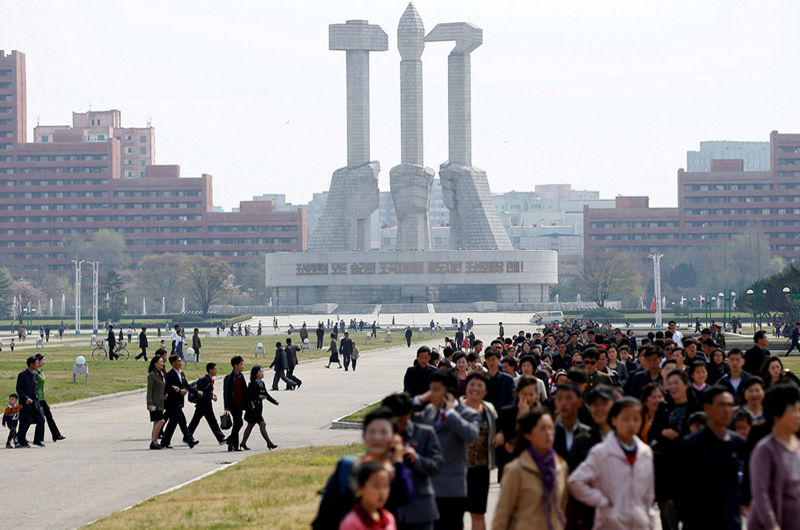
left=528, top=447, right=566, bottom=530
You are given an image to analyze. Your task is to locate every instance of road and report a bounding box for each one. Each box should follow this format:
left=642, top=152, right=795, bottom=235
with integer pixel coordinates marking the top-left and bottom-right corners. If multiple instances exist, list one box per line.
left=5, top=333, right=454, bottom=530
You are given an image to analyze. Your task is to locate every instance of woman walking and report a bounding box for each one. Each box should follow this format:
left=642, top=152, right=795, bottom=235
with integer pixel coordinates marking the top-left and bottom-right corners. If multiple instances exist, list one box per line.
left=34, top=354, right=65, bottom=443
left=639, top=383, right=665, bottom=444
left=492, top=408, right=568, bottom=530
left=240, top=365, right=279, bottom=451
left=738, top=376, right=766, bottom=425
left=569, top=397, right=656, bottom=530
left=325, top=333, right=342, bottom=369
left=761, top=356, right=800, bottom=389
left=748, top=384, right=800, bottom=530
left=146, top=355, right=167, bottom=450
left=461, top=371, right=498, bottom=530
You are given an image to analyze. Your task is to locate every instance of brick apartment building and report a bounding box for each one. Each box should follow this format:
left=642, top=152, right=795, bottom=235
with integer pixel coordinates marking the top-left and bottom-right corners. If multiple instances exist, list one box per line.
left=584, top=131, right=800, bottom=263
left=0, top=50, right=305, bottom=275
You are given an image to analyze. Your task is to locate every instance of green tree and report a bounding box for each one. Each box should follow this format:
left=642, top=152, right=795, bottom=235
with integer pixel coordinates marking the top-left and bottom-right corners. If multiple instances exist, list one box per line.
left=136, top=254, right=184, bottom=312
left=181, top=256, right=233, bottom=318
left=667, top=262, right=699, bottom=289
left=576, top=252, right=645, bottom=308
left=0, top=267, right=12, bottom=317
left=104, top=269, right=127, bottom=322
left=90, top=229, right=128, bottom=270
left=235, top=256, right=268, bottom=299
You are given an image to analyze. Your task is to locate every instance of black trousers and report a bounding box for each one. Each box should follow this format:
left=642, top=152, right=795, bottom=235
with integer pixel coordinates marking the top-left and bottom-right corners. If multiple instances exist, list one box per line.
left=188, top=404, right=224, bottom=442
left=227, top=406, right=244, bottom=448
left=135, top=347, right=147, bottom=361
left=399, top=523, right=434, bottom=530
left=343, top=354, right=351, bottom=371
left=5, top=422, right=17, bottom=444
left=18, top=406, right=44, bottom=445
left=351, top=357, right=358, bottom=371
left=287, top=365, right=302, bottom=386
left=434, top=497, right=466, bottom=530
left=271, top=369, right=294, bottom=390
left=407, top=337, right=412, bottom=347
left=787, top=341, right=800, bottom=356
left=316, top=336, right=323, bottom=349
left=162, top=406, right=190, bottom=445
left=40, top=400, right=61, bottom=441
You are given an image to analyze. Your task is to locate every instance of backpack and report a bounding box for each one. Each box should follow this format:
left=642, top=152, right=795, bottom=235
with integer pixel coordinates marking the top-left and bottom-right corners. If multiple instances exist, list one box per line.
left=187, top=380, right=201, bottom=403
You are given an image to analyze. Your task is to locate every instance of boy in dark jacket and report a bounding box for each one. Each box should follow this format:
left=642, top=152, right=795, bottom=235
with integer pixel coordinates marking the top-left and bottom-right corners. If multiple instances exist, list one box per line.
left=187, top=363, right=226, bottom=445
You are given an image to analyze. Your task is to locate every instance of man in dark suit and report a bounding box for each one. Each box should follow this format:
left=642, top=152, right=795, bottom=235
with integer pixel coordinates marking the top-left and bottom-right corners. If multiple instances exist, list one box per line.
left=316, top=323, right=325, bottom=350
left=16, top=356, right=45, bottom=447
left=674, top=386, right=745, bottom=530
left=269, top=342, right=295, bottom=391
left=455, top=329, right=464, bottom=350
left=787, top=321, right=800, bottom=357
left=188, top=362, right=226, bottom=445
left=107, top=324, right=118, bottom=360
left=161, top=354, right=199, bottom=449
left=405, top=326, right=413, bottom=347
left=403, top=346, right=436, bottom=398
left=383, top=392, right=444, bottom=530
left=339, top=332, right=355, bottom=371
left=483, top=347, right=515, bottom=411
left=223, top=355, right=246, bottom=451
left=135, top=327, right=148, bottom=361
left=412, top=370, right=479, bottom=530
left=553, top=382, right=595, bottom=471
left=284, top=338, right=302, bottom=388
left=744, top=330, right=770, bottom=375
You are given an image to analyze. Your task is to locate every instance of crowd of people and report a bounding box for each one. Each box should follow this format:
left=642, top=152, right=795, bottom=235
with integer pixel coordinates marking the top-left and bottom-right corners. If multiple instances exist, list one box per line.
left=313, top=319, right=800, bottom=530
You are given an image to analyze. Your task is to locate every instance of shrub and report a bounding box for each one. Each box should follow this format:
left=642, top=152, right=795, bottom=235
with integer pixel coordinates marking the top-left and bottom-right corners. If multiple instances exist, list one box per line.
left=582, top=307, right=626, bottom=320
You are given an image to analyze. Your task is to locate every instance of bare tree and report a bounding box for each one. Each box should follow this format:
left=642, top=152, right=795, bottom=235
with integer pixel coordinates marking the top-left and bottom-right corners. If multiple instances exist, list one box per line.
left=136, top=254, right=184, bottom=313
left=180, top=256, right=233, bottom=318
left=576, top=252, right=644, bottom=307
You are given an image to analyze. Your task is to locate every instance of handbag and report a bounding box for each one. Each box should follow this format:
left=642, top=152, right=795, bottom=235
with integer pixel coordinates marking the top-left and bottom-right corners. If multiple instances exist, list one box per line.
left=220, top=411, right=232, bottom=430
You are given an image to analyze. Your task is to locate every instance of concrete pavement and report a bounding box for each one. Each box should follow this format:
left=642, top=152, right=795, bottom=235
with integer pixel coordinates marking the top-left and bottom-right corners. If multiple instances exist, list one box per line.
left=5, top=334, right=451, bottom=530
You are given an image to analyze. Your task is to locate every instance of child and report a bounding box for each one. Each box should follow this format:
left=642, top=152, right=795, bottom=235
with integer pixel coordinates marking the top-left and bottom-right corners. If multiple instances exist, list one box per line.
left=339, top=460, right=397, bottom=530
left=569, top=397, right=656, bottom=530
left=10, top=338, right=14, bottom=351
left=687, top=411, right=708, bottom=434
left=3, top=393, right=21, bottom=448
left=732, top=408, right=753, bottom=440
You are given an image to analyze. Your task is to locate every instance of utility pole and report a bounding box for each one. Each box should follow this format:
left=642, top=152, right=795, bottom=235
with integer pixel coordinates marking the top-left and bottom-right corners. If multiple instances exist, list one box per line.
left=90, top=261, right=100, bottom=335
left=649, top=253, right=664, bottom=328
left=71, top=259, right=86, bottom=335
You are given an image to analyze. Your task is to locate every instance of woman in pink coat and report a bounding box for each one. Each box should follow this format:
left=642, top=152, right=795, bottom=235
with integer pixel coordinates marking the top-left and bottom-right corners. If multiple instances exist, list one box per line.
left=568, top=397, right=656, bottom=530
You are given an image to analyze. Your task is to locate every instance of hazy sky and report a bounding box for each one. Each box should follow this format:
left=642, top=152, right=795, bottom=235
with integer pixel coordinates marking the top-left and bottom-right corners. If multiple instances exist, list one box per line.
left=3, top=1, right=800, bottom=210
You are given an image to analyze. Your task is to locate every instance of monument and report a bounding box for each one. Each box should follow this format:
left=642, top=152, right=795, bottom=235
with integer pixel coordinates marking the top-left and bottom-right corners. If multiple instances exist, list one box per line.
left=389, top=4, right=436, bottom=251
left=425, top=22, right=513, bottom=250
left=266, top=5, right=556, bottom=307
left=307, top=20, right=388, bottom=252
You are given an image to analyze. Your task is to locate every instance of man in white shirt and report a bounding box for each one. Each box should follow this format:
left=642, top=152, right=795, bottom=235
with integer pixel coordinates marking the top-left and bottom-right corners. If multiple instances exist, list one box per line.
left=668, top=320, right=684, bottom=348
left=171, top=324, right=186, bottom=359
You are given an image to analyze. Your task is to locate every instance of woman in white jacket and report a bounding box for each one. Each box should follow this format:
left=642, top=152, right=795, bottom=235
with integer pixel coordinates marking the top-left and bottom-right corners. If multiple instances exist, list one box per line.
left=568, top=397, right=656, bottom=530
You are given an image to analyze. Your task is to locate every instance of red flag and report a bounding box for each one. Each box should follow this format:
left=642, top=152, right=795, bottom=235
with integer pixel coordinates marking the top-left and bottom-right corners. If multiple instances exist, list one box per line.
left=650, top=296, right=657, bottom=313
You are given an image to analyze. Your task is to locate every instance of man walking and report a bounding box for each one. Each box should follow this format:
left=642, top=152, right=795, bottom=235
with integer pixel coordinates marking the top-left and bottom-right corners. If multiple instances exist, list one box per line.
left=744, top=330, right=770, bottom=375
left=224, top=356, right=246, bottom=452
left=192, top=328, right=202, bottom=362
left=269, top=342, right=295, bottom=391
left=787, top=322, right=800, bottom=357
left=107, top=324, right=118, bottom=361
left=284, top=338, right=303, bottom=389
left=171, top=324, right=185, bottom=360
left=188, top=362, right=226, bottom=445
left=16, top=356, right=45, bottom=447
left=405, top=326, right=413, bottom=347
left=136, top=327, right=148, bottom=361
left=161, top=355, right=199, bottom=449
left=340, top=332, right=354, bottom=371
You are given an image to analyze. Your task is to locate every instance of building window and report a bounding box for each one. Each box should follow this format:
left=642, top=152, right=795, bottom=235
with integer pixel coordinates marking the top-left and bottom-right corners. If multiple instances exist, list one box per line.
left=140, top=160, right=147, bottom=167
left=140, top=135, right=147, bottom=143
left=139, top=147, right=146, bottom=155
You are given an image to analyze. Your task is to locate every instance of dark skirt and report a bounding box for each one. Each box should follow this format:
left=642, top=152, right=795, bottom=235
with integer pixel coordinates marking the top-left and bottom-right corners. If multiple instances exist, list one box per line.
left=466, top=466, right=490, bottom=514
left=245, top=404, right=264, bottom=424
left=329, top=352, right=340, bottom=363
left=149, top=409, right=164, bottom=422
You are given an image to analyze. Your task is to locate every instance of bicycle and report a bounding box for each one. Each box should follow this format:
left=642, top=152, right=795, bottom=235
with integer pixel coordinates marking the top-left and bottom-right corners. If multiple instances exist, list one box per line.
left=92, top=339, right=130, bottom=361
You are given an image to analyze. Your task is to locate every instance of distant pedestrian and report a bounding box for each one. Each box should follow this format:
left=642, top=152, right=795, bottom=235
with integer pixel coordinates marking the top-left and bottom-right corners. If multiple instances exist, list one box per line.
left=107, top=325, right=118, bottom=360
left=405, top=326, right=413, bottom=347
left=316, top=323, right=325, bottom=350
left=269, top=342, right=295, bottom=391
left=192, top=328, right=202, bottom=361
left=340, top=332, right=355, bottom=372
left=326, top=333, right=342, bottom=369
left=285, top=338, right=302, bottom=387
left=136, top=327, right=148, bottom=361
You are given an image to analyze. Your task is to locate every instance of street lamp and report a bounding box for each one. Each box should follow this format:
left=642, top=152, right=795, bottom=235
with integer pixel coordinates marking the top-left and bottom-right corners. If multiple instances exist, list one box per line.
left=784, top=283, right=800, bottom=325
left=747, top=286, right=767, bottom=330
left=719, top=290, right=735, bottom=324
left=701, top=295, right=716, bottom=328
left=71, top=259, right=86, bottom=335
left=649, top=253, right=665, bottom=328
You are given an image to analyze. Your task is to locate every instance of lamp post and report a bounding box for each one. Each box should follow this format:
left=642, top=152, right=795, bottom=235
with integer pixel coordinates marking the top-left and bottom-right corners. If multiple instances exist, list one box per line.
left=71, top=259, right=86, bottom=335
left=747, top=286, right=767, bottom=330
left=701, top=295, right=716, bottom=328
left=649, top=253, right=664, bottom=328
left=783, top=283, right=800, bottom=325
left=719, top=290, right=736, bottom=324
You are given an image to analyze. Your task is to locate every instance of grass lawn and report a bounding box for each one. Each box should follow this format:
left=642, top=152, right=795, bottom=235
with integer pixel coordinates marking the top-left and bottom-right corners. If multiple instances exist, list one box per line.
left=85, top=444, right=360, bottom=530
left=340, top=401, right=382, bottom=423
left=0, top=332, right=449, bottom=405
